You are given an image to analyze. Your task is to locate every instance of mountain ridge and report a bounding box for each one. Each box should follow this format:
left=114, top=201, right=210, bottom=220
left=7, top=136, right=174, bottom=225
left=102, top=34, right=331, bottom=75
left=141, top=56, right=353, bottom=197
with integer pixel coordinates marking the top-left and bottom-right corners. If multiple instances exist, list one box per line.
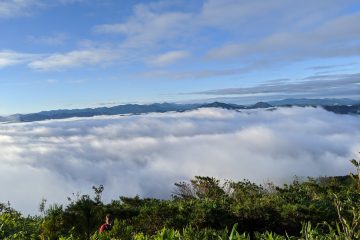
left=1, top=99, right=359, bottom=123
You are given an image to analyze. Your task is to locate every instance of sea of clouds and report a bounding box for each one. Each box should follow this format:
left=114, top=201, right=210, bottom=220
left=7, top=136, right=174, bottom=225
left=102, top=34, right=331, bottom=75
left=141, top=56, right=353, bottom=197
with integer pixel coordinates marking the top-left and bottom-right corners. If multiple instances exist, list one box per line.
left=1, top=106, right=360, bottom=215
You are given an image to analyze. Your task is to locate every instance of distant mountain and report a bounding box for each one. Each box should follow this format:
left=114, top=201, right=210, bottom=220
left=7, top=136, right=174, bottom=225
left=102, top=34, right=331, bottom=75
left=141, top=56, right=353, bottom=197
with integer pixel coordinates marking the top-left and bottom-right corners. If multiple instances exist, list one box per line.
left=199, top=101, right=273, bottom=110
left=1, top=100, right=359, bottom=123
left=322, top=105, right=360, bottom=115
left=250, top=102, right=273, bottom=108
left=13, top=103, right=199, bottom=122
left=0, top=114, right=20, bottom=123
left=268, top=98, right=360, bottom=106
left=199, top=102, right=245, bottom=110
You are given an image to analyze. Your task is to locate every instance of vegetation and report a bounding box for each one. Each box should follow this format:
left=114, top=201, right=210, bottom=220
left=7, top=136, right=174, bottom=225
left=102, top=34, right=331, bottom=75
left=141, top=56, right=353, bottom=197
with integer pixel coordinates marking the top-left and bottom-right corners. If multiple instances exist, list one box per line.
left=1, top=155, right=359, bottom=240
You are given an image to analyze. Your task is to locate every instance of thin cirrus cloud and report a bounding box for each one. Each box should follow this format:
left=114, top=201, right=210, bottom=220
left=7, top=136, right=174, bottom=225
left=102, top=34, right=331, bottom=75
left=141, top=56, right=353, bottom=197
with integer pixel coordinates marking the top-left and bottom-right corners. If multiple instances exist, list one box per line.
left=91, top=0, right=360, bottom=81
left=194, top=72, right=360, bottom=97
left=93, top=0, right=360, bottom=62
left=93, top=8, right=193, bottom=50
left=0, top=48, right=121, bottom=71
left=0, top=0, right=76, bottom=18
left=0, top=0, right=42, bottom=18
left=1, top=0, right=360, bottom=74
left=147, top=50, right=190, bottom=67
left=57, top=0, right=84, bottom=4
left=0, top=0, right=82, bottom=18
left=206, top=12, right=360, bottom=61
left=0, top=50, right=39, bottom=68
left=27, top=33, right=68, bottom=46
left=28, top=49, right=120, bottom=71
left=198, top=0, right=356, bottom=32
left=0, top=107, right=359, bottom=214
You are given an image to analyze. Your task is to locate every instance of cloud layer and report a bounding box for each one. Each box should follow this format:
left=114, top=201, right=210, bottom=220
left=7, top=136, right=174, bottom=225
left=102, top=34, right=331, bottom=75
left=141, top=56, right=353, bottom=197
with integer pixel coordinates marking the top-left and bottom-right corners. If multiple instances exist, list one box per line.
left=194, top=72, right=360, bottom=99
left=1, top=107, right=359, bottom=214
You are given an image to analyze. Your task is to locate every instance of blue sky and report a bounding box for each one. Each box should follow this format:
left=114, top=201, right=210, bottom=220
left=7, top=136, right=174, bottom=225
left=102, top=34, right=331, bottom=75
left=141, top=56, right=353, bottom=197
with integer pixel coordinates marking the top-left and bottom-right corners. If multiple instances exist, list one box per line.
left=0, top=0, right=360, bottom=114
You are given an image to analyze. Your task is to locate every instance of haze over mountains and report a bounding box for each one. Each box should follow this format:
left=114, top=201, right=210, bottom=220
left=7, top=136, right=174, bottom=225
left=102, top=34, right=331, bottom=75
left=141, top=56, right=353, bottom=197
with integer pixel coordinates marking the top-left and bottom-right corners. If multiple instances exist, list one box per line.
left=1, top=98, right=360, bottom=123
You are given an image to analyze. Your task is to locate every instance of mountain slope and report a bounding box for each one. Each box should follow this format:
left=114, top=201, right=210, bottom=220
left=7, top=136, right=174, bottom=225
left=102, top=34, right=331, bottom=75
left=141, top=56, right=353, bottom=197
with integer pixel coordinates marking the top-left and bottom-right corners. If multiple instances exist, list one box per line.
left=1, top=100, right=359, bottom=123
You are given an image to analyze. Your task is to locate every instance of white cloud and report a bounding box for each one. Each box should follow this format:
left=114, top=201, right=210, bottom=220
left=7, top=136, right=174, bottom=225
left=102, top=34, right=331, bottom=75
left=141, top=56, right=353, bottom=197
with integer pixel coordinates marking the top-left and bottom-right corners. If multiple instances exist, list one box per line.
left=92, top=4, right=194, bottom=69
left=0, top=0, right=86, bottom=18
left=2, top=0, right=359, bottom=74
left=199, top=0, right=353, bottom=30
left=90, top=0, right=360, bottom=78
left=0, top=50, right=38, bottom=68
left=147, top=50, right=190, bottom=67
left=0, top=107, right=359, bottom=214
left=28, top=49, right=119, bottom=71
left=93, top=3, right=194, bottom=48
left=199, top=0, right=282, bottom=29
left=0, top=48, right=121, bottom=71
left=206, top=5, right=360, bottom=61
left=0, top=0, right=42, bottom=18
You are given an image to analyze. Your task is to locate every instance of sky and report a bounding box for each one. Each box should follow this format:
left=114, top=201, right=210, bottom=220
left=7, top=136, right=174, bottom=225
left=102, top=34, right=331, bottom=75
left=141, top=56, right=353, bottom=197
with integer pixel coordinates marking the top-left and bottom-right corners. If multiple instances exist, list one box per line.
left=0, top=0, right=360, bottom=115
left=1, top=107, right=360, bottom=214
